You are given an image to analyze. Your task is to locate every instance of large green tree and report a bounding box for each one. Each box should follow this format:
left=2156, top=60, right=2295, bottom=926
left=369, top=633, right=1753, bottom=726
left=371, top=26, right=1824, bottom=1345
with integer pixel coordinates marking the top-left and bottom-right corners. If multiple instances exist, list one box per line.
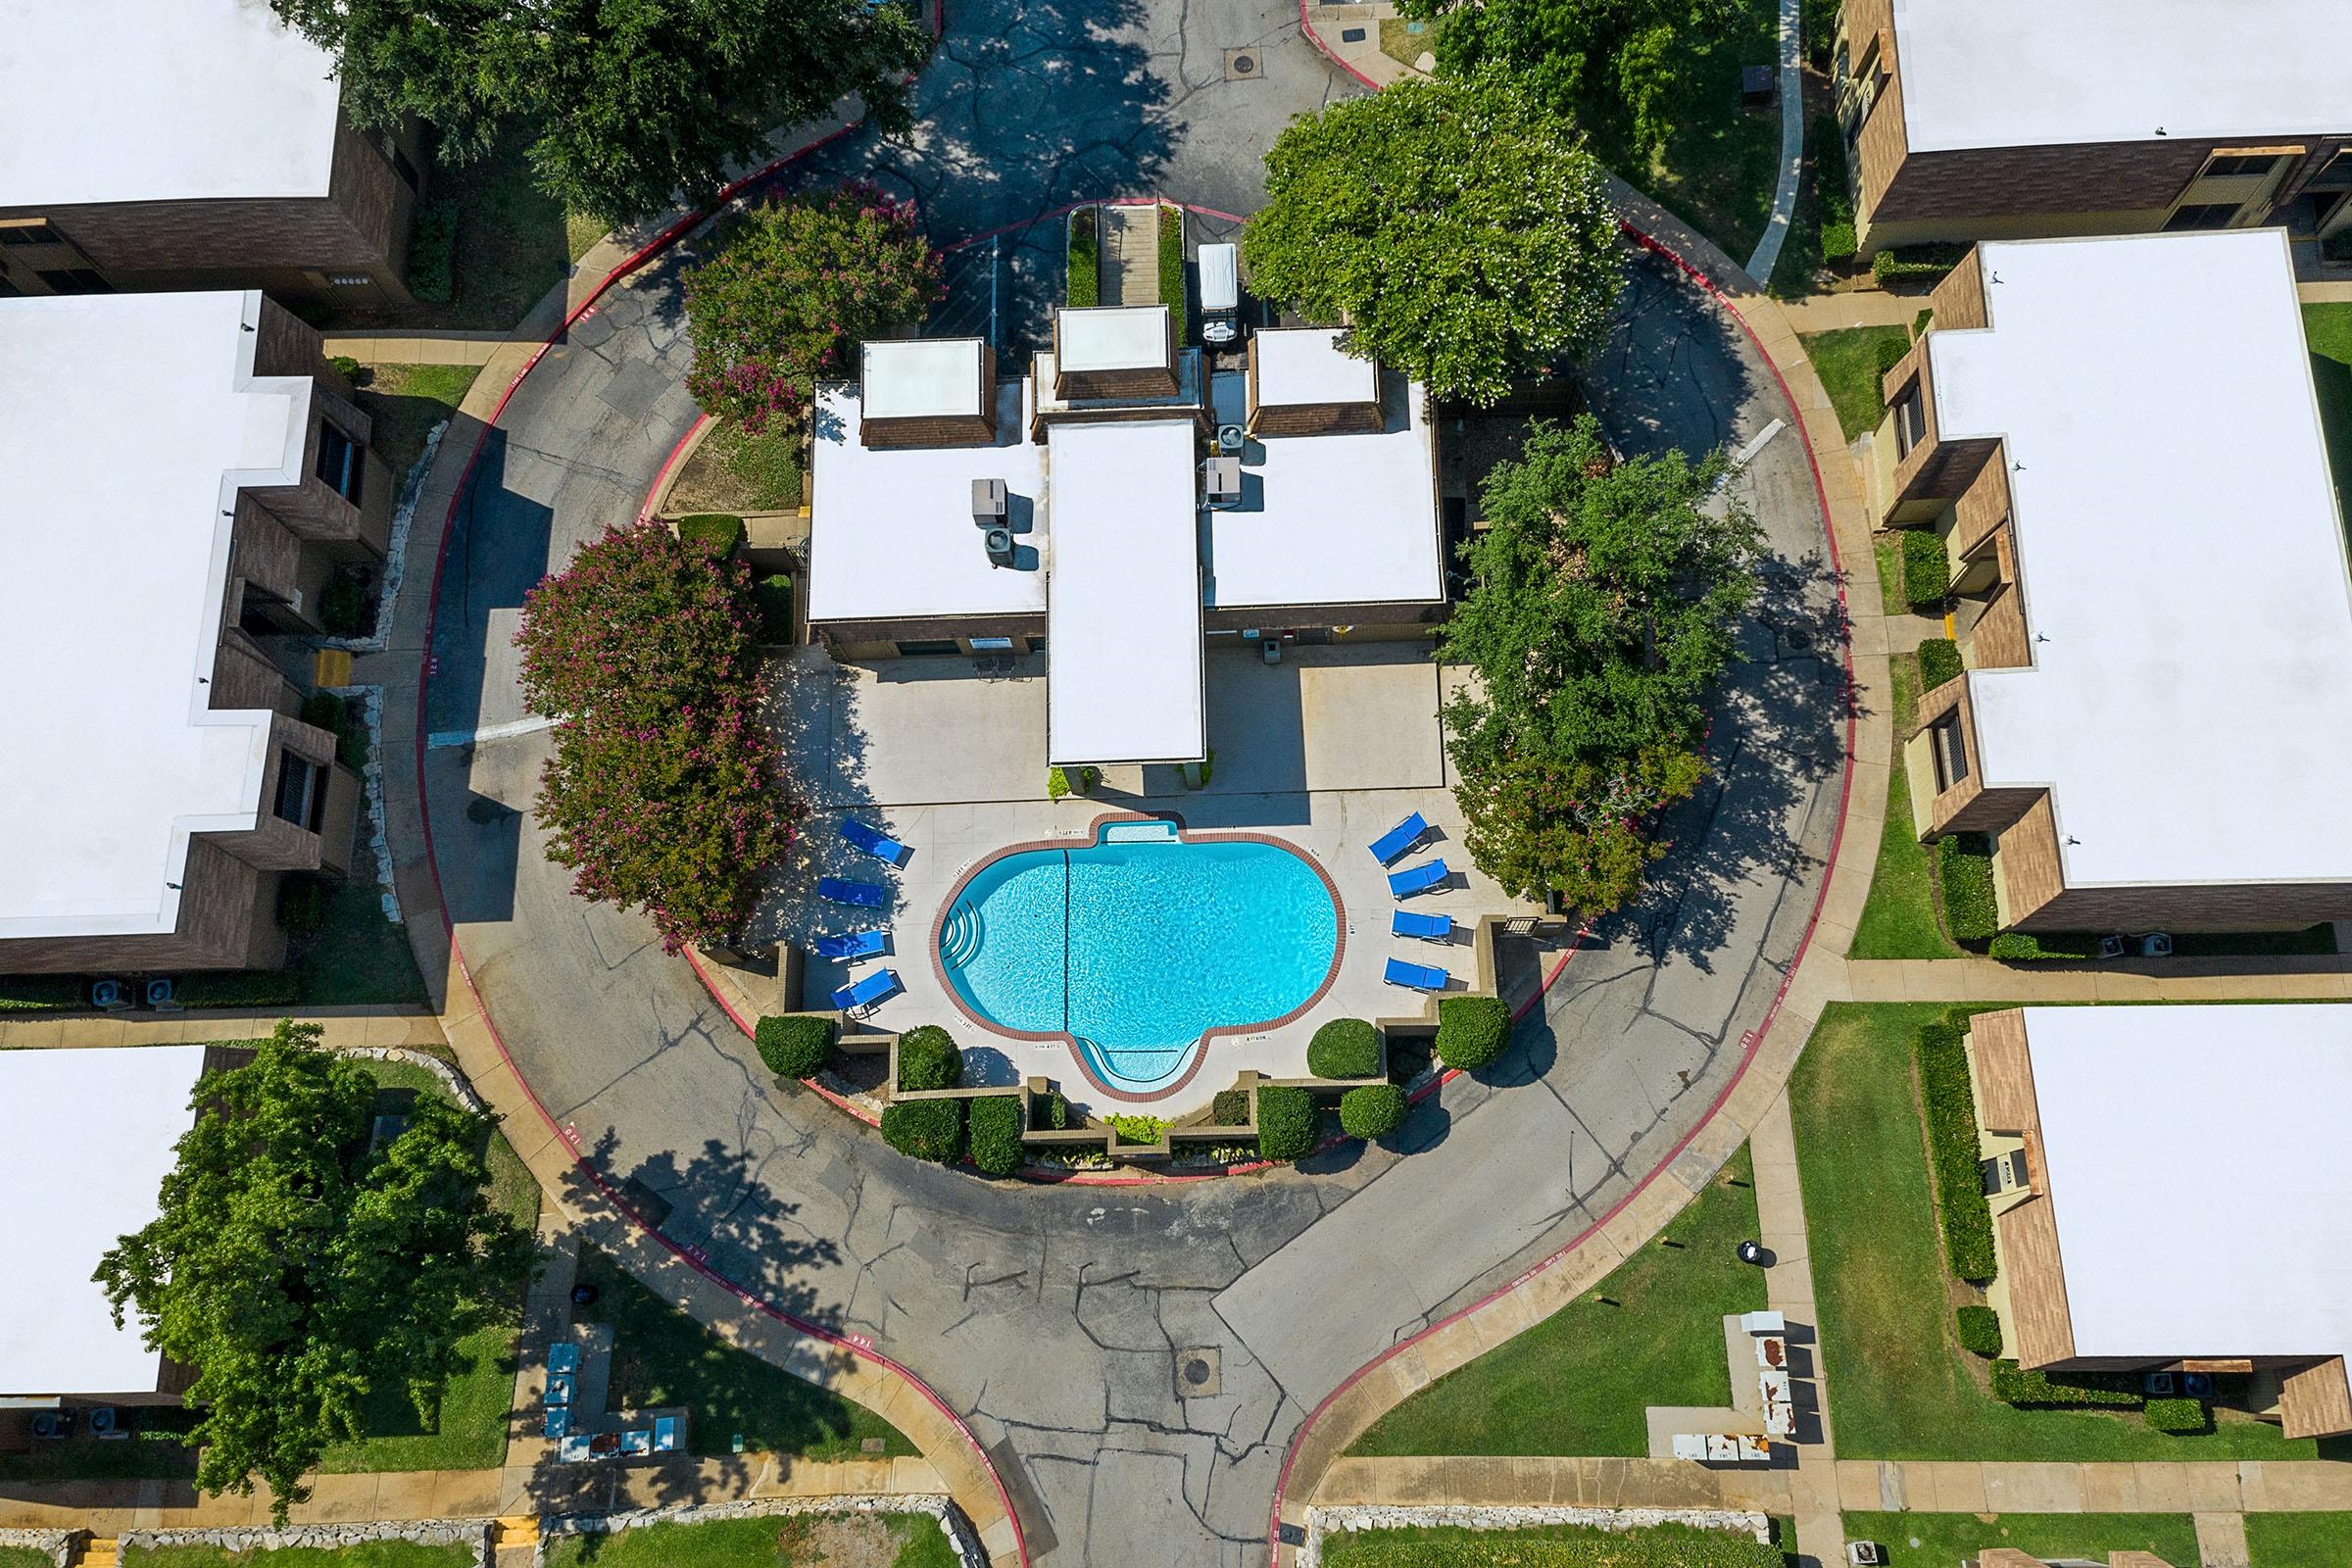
left=1441, top=416, right=1761, bottom=914
left=1242, top=74, right=1623, bottom=406
left=95, top=1022, right=533, bottom=1519
left=270, top=0, right=934, bottom=226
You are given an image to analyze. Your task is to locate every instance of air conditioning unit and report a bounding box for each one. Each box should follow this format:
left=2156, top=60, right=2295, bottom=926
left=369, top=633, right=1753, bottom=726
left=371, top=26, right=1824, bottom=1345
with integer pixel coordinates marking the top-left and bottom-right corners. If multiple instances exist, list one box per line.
left=144, top=976, right=180, bottom=1011
left=983, top=526, right=1016, bottom=568
left=2143, top=1371, right=2177, bottom=1396
left=1202, top=456, right=1242, bottom=509
left=29, top=1412, right=67, bottom=1440
left=88, top=1406, right=121, bottom=1439
left=91, top=978, right=130, bottom=1011
left=1216, top=423, right=1245, bottom=455
left=2138, top=931, right=2174, bottom=958
left=1846, top=1544, right=1885, bottom=1566
left=2097, top=933, right=2128, bottom=960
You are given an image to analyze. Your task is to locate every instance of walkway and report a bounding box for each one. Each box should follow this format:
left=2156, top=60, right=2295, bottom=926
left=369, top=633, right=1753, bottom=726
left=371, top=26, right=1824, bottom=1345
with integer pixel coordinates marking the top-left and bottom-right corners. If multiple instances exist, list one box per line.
left=1741, top=0, right=1805, bottom=283
left=1840, top=956, right=2352, bottom=1004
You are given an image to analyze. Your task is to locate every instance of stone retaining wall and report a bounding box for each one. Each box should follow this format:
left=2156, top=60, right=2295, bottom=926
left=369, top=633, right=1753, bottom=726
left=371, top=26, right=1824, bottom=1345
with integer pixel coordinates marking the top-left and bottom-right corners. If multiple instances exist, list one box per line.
left=536, top=1495, right=982, bottom=1568
left=1300, top=1504, right=1773, bottom=1568
left=122, top=1519, right=491, bottom=1566
left=0, top=1527, right=72, bottom=1567
left=345, top=1045, right=490, bottom=1116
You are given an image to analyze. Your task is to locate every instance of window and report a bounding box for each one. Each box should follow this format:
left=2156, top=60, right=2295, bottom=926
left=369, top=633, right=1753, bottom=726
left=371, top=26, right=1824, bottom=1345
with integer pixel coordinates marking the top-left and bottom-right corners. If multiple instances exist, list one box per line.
left=34, top=268, right=109, bottom=294
left=0, top=222, right=47, bottom=248
left=2164, top=203, right=2239, bottom=232
left=969, top=636, right=1015, bottom=651
left=1930, top=715, right=1970, bottom=792
left=895, top=639, right=959, bottom=657
left=2201, top=153, right=2280, bottom=179
left=316, top=421, right=365, bottom=505
left=273, top=753, right=327, bottom=832
left=1892, top=383, right=1927, bottom=458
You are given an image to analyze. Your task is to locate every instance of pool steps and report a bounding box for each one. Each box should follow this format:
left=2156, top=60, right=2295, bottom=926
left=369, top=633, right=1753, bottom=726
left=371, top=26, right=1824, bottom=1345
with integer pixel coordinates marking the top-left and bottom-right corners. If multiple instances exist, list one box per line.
left=939, top=901, right=986, bottom=967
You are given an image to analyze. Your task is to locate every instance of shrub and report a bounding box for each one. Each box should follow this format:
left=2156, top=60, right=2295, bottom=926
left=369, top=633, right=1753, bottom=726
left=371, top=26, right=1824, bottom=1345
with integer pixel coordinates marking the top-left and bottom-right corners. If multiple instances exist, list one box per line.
left=896, top=1025, right=962, bottom=1091
left=319, top=572, right=369, bottom=637
left=1954, top=1303, right=2003, bottom=1357
left=1156, top=203, right=1186, bottom=323
left=1109, top=1113, right=1168, bottom=1146
left=1210, top=1089, right=1250, bottom=1127
left=880, top=1099, right=964, bottom=1163
left=1874, top=331, right=1912, bottom=378
left=1435, top=995, right=1512, bottom=1072
left=1871, top=242, right=1968, bottom=283
left=1989, top=1359, right=2142, bottom=1408
left=966, top=1096, right=1025, bottom=1177
left=2145, top=1396, right=2210, bottom=1435
left=1936, top=834, right=1998, bottom=943
left=275, top=877, right=328, bottom=935
left=753, top=574, right=795, bottom=644
left=174, top=971, right=302, bottom=1008
left=684, top=183, right=941, bottom=435
left=1987, top=930, right=2103, bottom=962
left=1339, top=1083, right=1408, bottom=1141
left=675, top=513, right=747, bottom=559
left=1067, top=206, right=1101, bottom=308
left=1255, top=1086, right=1319, bottom=1161
left=0, top=975, right=86, bottom=1011
left=1036, top=1090, right=1070, bottom=1131
left=1900, top=526, right=1950, bottom=610
left=1916, top=637, right=1963, bottom=693
left=1821, top=220, right=1858, bottom=265
left=327, top=355, right=368, bottom=385
left=301, top=690, right=347, bottom=736
left=1306, top=1018, right=1381, bottom=1080
left=754, top=1013, right=835, bottom=1079
left=1917, top=1020, right=1997, bottom=1280
left=408, top=197, right=458, bottom=304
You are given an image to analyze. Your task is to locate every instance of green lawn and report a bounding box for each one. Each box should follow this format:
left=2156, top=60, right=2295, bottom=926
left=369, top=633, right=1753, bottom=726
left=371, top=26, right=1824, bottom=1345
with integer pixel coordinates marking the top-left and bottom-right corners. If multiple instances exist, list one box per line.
left=290, top=834, right=428, bottom=1007
left=354, top=363, right=482, bottom=494
left=2304, top=302, right=2352, bottom=368
left=318, top=1059, right=538, bottom=1475
left=1842, top=1512, right=2199, bottom=1568
left=1320, top=1521, right=1784, bottom=1568
left=2248, top=1511, right=2352, bottom=1566
left=1379, top=16, right=1439, bottom=69
left=1850, top=652, right=1964, bottom=960
left=434, top=127, right=575, bottom=331
left=123, top=1544, right=473, bottom=1568
left=0, top=1550, right=51, bottom=1568
left=570, top=1246, right=915, bottom=1462
left=1348, top=1147, right=1766, bottom=1457
left=1792, top=1004, right=2334, bottom=1461
left=1801, top=327, right=1909, bottom=441
left=1623, top=0, right=1784, bottom=263
left=541, top=1512, right=955, bottom=1568
left=666, top=417, right=804, bottom=514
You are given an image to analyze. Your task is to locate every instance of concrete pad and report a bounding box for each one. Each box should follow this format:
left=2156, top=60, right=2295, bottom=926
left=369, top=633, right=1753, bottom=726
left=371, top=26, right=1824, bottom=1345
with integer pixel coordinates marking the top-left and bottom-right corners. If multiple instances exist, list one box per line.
left=1295, top=647, right=1446, bottom=792
left=2196, top=1511, right=2251, bottom=1568
left=1981, top=1462, right=2083, bottom=1512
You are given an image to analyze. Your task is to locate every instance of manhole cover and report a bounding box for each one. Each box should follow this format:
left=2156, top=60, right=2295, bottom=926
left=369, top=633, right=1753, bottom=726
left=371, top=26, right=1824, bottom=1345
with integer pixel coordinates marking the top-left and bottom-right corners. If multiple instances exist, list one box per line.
left=1223, top=48, right=1258, bottom=80
left=1177, top=1348, right=1223, bottom=1396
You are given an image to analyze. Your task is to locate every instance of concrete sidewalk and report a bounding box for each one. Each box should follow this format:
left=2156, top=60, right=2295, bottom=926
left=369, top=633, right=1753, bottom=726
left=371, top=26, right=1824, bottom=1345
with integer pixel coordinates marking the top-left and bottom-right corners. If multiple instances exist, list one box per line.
left=1842, top=956, right=2352, bottom=1004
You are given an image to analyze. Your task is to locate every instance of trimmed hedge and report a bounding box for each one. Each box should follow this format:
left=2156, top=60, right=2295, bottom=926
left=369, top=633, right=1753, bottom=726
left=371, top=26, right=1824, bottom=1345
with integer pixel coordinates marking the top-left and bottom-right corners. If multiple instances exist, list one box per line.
left=1936, top=834, right=1998, bottom=943
left=1036, top=1089, right=1070, bottom=1130
left=1434, top=995, right=1512, bottom=1072
left=1989, top=1358, right=2142, bottom=1409
left=1210, top=1089, right=1250, bottom=1127
left=276, top=876, right=327, bottom=935
left=0, top=975, right=85, bottom=1011
left=1315, top=1521, right=1785, bottom=1567
left=1871, top=242, right=1968, bottom=283
left=966, top=1095, right=1026, bottom=1177
left=174, top=970, right=302, bottom=1008
left=1157, top=204, right=1187, bottom=324
left=1340, top=1083, right=1408, bottom=1141
left=1256, top=1085, right=1319, bottom=1161
left=1307, top=1017, right=1381, bottom=1079
left=1987, top=930, right=2101, bottom=962
left=408, top=197, right=458, bottom=304
left=1954, top=1303, right=2003, bottom=1357
left=754, top=1013, right=835, bottom=1078
left=881, top=1098, right=964, bottom=1163
left=1916, top=637, right=1963, bottom=693
left=1067, top=207, right=1101, bottom=308
left=675, top=513, right=747, bottom=559
left=319, top=572, right=369, bottom=636
left=896, top=1025, right=962, bottom=1091
left=753, top=573, right=794, bottom=644
left=1900, top=526, right=1950, bottom=609
left=1916, top=1020, right=1997, bottom=1280
left=2145, top=1396, right=2210, bottom=1435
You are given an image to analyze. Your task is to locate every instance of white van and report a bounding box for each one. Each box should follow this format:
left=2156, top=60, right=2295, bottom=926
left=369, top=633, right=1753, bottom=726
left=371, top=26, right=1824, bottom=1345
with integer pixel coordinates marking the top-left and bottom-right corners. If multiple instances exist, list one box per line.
left=1199, top=242, right=1241, bottom=345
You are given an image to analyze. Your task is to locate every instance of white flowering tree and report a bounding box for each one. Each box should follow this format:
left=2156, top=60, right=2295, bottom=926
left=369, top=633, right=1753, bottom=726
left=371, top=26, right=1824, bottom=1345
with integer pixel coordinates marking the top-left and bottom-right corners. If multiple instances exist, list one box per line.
left=1242, top=74, right=1624, bottom=406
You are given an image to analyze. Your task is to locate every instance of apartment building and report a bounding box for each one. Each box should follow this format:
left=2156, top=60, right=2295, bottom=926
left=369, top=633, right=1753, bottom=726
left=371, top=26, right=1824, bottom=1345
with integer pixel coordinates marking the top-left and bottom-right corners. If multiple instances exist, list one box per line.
left=0, top=0, right=421, bottom=307
left=1836, top=0, right=2352, bottom=256
left=0, top=289, right=381, bottom=973
left=1879, top=230, right=2352, bottom=933
left=1966, top=1006, right=2352, bottom=1441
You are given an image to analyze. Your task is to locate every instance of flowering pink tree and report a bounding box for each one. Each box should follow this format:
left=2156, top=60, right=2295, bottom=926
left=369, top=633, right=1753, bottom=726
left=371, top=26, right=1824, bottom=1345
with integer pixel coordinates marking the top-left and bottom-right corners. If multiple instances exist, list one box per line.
left=683, top=182, right=945, bottom=434
left=515, top=522, right=797, bottom=951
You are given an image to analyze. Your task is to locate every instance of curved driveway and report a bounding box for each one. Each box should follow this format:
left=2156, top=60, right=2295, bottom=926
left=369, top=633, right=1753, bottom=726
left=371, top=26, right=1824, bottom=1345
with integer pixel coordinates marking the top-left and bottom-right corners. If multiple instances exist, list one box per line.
left=409, top=5, right=1845, bottom=1563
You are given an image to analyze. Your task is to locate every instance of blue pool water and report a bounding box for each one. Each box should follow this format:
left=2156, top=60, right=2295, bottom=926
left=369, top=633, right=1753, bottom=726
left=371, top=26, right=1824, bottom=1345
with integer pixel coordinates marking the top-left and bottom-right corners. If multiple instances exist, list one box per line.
left=938, top=822, right=1340, bottom=1094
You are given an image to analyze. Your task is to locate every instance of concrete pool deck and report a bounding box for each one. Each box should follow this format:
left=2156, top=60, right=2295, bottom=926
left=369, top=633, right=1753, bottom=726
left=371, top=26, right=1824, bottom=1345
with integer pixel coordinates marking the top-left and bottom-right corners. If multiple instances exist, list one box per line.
left=751, top=642, right=1538, bottom=1115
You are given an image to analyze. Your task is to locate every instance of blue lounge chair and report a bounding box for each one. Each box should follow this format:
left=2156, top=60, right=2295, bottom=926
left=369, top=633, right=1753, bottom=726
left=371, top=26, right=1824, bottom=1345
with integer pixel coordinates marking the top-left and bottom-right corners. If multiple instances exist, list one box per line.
left=831, top=967, right=901, bottom=1011
left=840, top=818, right=909, bottom=865
left=1369, top=810, right=1430, bottom=865
left=653, top=1415, right=680, bottom=1453
left=546, top=1371, right=574, bottom=1407
left=1385, top=956, right=1449, bottom=991
left=1388, top=858, right=1449, bottom=898
left=544, top=1408, right=570, bottom=1440
left=815, top=929, right=889, bottom=960
left=1392, top=908, right=1455, bottom=942
left=548, top=1343, right=581, bottom=1374
left=818, top=876, right=889, bottom=908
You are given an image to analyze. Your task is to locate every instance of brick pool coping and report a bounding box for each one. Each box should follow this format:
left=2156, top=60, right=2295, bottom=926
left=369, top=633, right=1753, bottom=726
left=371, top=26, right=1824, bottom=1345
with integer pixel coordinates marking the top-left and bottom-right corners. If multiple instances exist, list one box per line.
left=925, top=809, right=1348, bottom=1105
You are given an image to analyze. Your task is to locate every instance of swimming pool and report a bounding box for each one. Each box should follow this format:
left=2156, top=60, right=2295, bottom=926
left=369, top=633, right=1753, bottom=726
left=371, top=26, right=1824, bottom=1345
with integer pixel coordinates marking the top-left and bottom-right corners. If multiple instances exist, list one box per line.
left=936, top=820, right=1341, bottom=1097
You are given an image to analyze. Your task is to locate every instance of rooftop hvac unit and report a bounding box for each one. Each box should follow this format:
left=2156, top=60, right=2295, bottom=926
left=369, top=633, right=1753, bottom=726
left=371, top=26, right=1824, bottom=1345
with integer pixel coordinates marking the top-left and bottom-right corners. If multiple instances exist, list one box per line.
left=971, top=476, right=1007, bottom=526
left=983, top=526, right=1016, bottom=567
left=29, top=1412, right=67, bottom=1440
left=1216, top=423, right=1245, bottom=455
left=1202, top=456, right=1242, bottom=509
left=144, top=976, right=180, bottom=1011
left=91, top=978, right=130, bottom=1011
left=88, top=1406, right=121, bottom=1439
left=1845, top=1544, right=1885, bottom=1567
left=2138, top=931, right=2174, bottom=958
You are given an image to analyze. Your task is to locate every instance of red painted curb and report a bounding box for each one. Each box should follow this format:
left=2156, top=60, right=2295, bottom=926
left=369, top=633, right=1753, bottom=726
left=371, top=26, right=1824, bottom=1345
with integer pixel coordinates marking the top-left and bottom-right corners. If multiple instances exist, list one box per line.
left=1298, top=0, right=1382, bottom=91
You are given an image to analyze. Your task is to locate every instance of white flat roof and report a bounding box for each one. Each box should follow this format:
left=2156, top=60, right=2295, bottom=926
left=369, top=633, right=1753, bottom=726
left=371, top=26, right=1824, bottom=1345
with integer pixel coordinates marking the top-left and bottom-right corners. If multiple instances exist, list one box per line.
left=861, top=339, right=985, bottom=420
left=1205, top=370, right=1445, bottom=610
left=0, top=0, right=344, bottom=206
left=1936, top=231, right=2352, bottom=889
left=1890, top=0, right=2352, bottom=155
left=1254, top=328, right=1381, bottom=408
left=0, top=1045, right=211, bottom=1396
left=0, top=291, right=304, bottom=941
left=1056, top=307, right=1171, bottom=373
left=1045, top=420, right=1204, bottom=764
left=2021, top=1004, right=2352, bottom=1361
left=807, top=379, right=1048, bottom=623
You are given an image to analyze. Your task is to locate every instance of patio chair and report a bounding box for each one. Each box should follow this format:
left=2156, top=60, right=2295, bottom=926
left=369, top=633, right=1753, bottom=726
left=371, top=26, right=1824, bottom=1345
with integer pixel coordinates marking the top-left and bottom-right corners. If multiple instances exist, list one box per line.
left=815, top=929, right=889, bottom=961
left=1368, top=809, right=1430, bottom=865
left=652, top=1416, right=680, bottom=1453
left=545, top=1371, right=574, bottom=1407
left=817, top=876, right=890, bottom=909
left=1387, top=858, right=1449, bottom=899
left=831, top=967, right=902, bottom=1012
left=1384, top=956, right=1449, bottom=991
left=839, top=818, right=910, bottom=865
left=544, top=1408, right=570, bottom=1441
left=547, top=1343, right=581, bottom=1374
left=1392, top=908, right=1454, bottom=942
